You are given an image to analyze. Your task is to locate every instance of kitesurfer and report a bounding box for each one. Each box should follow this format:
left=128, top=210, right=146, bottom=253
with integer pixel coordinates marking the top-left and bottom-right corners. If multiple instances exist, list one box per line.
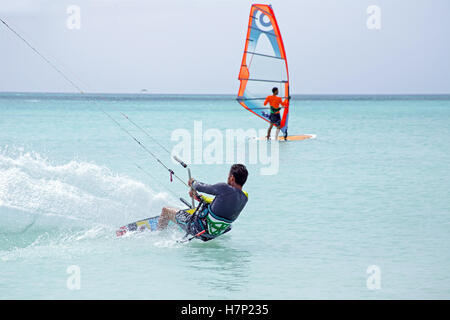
left=264, top=87, right=290, bottom=140
left=157, top=164, right=249, bottom=241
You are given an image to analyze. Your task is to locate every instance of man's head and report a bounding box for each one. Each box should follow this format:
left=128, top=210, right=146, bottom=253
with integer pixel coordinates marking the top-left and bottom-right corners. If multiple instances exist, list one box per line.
left=272, top=87, right=278, bottom=95
left=228, top=164, right=248, bottom=187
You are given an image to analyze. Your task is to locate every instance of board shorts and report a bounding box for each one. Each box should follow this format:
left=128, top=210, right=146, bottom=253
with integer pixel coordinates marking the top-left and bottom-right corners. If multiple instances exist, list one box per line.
left=269, top=113, right=281, bottom=126
left=175, top=209, right=207, bottom=239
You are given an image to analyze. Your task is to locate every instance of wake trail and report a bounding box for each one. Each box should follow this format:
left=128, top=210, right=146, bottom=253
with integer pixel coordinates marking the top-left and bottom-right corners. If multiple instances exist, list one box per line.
left=0, top=149, right=176, bottom=248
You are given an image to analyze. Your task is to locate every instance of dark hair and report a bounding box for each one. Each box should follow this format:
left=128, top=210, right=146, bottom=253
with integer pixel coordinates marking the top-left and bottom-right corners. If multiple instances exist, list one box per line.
left=272, top=87, right=278, bottom=94
left=230, top=164, right=248, bottom=186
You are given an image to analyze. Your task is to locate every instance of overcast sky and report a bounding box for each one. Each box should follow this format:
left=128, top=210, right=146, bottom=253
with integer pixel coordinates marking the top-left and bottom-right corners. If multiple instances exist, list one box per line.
left=0, top=0, right=449, bottom=94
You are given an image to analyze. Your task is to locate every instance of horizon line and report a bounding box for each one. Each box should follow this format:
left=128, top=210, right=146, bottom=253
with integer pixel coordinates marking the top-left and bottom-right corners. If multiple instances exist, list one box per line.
left=1, top=91, right=450, bottom=96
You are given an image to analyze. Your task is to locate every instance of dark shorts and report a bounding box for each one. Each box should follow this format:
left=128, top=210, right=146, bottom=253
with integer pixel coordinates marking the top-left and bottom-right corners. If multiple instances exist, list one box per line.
left=175, top=209, right=205, bottom=237
left=269, top=113, right=281, bottom=126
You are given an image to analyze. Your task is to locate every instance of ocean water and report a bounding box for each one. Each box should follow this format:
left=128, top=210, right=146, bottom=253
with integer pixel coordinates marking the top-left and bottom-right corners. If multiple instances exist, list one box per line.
left=0, top=93, right=449, bottom=299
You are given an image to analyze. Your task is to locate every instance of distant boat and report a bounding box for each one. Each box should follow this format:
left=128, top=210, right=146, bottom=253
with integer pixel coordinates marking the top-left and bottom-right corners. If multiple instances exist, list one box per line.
left=140, top=89, right=149, bottom=94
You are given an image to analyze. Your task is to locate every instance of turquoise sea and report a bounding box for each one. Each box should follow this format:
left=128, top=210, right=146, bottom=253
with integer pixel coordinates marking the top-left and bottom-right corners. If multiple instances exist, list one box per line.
left=0, top=93, right=449, bottom=299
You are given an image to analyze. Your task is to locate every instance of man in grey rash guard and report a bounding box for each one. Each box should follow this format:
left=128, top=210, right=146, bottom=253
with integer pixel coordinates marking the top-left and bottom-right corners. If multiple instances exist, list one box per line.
left=157, top=164, right=248, bottom=241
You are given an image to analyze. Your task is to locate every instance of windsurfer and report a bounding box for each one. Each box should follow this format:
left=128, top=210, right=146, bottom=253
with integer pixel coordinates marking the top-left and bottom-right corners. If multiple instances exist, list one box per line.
left=264, top=87, right=290, bottom=140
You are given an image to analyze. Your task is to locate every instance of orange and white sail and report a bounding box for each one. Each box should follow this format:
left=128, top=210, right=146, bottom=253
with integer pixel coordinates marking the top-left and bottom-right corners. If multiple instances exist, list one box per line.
left=237, top=4, right=290, bottom=136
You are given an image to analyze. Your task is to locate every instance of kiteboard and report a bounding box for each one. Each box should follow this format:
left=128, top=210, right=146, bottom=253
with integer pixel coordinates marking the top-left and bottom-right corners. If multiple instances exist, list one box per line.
left=116, top=215, right=159, bottom=237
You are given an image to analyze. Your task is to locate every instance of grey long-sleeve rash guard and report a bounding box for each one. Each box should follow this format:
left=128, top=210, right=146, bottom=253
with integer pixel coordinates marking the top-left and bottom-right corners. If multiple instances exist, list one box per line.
left=192, top=181, right=248, bottom=222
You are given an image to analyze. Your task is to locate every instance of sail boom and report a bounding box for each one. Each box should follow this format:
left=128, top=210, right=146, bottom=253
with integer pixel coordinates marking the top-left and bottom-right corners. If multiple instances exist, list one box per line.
left=237, top=97, right=288, bottom=101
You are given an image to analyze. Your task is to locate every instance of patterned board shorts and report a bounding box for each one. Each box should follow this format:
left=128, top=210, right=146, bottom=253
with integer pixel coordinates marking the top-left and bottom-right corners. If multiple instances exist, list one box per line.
left=175, top=209, right=205, bottom=237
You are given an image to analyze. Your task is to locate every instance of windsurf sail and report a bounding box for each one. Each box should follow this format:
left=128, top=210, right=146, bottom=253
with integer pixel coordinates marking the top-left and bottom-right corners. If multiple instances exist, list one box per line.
left=237, top=4, right=290, bottom=136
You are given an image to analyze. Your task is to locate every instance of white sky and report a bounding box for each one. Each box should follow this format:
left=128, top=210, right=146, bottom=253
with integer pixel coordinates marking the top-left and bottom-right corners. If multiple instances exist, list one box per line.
left=0, top=0, right=449, bottom=94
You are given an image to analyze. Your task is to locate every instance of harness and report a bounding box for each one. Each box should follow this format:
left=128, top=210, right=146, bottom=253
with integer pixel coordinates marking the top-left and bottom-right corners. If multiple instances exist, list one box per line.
left=179, top=188, right=248, bottom=243
left=270, top=105, right=281, bottom=114
left=181, top=199, right=232, bottom=242
left=197, top=202, right=232, bottom=238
